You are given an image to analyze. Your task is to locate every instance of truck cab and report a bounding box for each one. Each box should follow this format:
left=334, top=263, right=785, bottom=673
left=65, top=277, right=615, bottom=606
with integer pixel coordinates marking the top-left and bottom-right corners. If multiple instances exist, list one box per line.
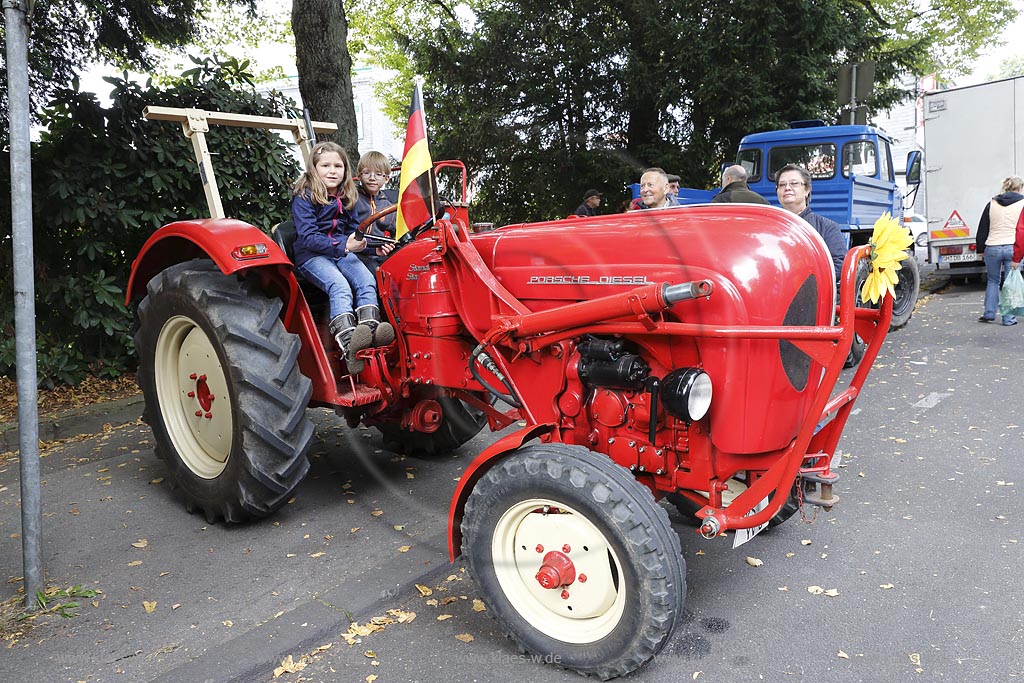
left=737, top=120, right=902, bottom=244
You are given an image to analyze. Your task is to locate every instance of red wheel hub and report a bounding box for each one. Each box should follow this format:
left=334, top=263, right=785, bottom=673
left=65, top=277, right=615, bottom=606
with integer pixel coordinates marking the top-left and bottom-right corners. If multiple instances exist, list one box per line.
left=534, top=550, right=576, bottom=589
left=409, top=399, right=442, bottom=434
left=194, top=373, right=215, bottom=412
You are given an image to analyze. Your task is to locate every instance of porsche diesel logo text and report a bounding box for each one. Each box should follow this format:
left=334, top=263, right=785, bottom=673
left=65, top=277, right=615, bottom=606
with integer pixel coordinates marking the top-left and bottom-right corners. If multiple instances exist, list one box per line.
left=527, top=275, right=650, bottom=285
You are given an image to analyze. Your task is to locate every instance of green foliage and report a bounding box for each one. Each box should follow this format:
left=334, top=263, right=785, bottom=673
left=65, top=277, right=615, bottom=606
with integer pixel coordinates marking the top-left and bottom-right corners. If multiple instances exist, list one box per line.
left=0, top=56, right=301, bottom=387
left=350, top=0, right=1014, bottom=225
left=994, top=53, right=1024, bottom=79
left=0, top=0, right=257, bottom=123
left=32, top=585, right=100, bottom=618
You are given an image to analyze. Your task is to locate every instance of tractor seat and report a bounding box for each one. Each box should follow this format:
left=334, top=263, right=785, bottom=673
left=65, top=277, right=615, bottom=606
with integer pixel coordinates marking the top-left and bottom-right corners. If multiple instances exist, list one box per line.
left=272, top=220, right=297, bottom=264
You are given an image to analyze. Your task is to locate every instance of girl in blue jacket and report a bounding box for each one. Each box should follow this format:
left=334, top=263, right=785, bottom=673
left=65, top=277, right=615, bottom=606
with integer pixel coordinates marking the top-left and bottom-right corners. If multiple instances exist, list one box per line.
left=292, top=141, right=394, bottom=373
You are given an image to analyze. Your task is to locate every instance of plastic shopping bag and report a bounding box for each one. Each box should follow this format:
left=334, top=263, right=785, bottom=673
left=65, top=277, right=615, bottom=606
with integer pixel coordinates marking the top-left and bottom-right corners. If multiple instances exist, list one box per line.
left=998, top=267, right=1024, bottom=317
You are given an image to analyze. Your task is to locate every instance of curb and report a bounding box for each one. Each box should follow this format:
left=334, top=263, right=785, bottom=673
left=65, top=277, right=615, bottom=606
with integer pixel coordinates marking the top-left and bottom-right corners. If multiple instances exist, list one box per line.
left=153, top=535, right=457, bottom=683
left=0, top=394, right=144, bottom=453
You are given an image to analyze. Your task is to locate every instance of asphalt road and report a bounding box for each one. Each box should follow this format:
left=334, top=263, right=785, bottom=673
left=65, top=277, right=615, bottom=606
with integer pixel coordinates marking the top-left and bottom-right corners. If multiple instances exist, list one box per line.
left=1, top=274, right=1021, bottom=683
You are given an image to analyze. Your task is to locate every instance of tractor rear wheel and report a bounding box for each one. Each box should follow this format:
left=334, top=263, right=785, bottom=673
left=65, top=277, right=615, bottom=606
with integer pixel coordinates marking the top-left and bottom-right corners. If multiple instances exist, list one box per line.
left=462, top=445, right=685, bottom=680
left=134, top=259, right=314, bottom=523
left=378, top=394, right=487, bottom=457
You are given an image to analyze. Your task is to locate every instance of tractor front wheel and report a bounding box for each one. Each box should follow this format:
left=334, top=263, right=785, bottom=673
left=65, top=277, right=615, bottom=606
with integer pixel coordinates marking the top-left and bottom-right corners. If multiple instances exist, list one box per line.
left=462, top=445, right=685, bottom=679
left=135, top=259, right=314, bottom=523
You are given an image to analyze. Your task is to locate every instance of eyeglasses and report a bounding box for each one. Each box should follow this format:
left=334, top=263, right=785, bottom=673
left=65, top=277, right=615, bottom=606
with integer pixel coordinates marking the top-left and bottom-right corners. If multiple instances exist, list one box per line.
left=360, top=171, right=388, bottom=178
left=777, top=181, right=806, bottom=188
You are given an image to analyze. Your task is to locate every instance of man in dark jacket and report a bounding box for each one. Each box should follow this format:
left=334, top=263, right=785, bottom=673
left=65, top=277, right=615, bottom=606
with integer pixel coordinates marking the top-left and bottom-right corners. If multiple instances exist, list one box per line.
left=574, top=189, right=603, bottom=216
left=712, top=165, right=769, bottom=204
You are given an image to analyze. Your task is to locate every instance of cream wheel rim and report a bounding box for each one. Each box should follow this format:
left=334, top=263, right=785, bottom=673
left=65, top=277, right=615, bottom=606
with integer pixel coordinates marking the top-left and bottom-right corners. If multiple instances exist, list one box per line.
left=491, top=498, right=626, bottom=643
left=154, top=316, right=233, bottom=478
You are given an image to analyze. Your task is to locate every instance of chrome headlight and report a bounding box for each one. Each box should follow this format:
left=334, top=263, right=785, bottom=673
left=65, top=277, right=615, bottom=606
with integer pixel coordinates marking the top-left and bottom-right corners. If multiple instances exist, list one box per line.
left=660, top=368, right=712, bottom=422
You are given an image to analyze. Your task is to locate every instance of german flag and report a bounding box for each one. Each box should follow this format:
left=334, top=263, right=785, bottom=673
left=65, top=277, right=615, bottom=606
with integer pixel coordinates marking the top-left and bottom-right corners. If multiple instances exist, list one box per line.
left=395, top=82, right=441, bottom=238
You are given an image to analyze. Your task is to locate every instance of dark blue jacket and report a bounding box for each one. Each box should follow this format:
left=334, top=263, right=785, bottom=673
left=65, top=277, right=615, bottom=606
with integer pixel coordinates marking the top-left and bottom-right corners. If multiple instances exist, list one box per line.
left=800, top=208, right=847, bottom=280
left=354, top=187, right=397, bottom=269
left=291, top=191, right=361, bottom=267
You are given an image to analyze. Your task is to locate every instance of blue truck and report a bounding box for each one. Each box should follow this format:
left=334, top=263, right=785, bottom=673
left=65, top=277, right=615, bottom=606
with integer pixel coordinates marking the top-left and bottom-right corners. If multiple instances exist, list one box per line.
left=646, top=121, right=921, bottom=330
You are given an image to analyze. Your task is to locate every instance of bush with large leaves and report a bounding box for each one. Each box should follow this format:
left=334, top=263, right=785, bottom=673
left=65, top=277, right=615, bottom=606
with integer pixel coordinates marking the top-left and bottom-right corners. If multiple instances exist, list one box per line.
left=0, top=56, right=301, bottom=387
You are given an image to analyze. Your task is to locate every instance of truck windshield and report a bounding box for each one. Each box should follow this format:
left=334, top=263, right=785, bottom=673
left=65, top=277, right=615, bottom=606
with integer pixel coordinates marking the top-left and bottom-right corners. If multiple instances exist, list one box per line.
left=842, top=141, right=878, bottom=178
left=768, top=143, right=836, bottom=181
left=737, top=149, right=761, bottom=182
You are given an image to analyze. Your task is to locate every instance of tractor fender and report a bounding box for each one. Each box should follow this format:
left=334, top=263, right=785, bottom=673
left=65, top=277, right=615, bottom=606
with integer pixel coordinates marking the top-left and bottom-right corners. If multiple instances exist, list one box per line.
left=125, top=218, right=292, bottom=305
left=448, top=422, right=558, bottom=561
left=125, top=218, right=344, bottom=406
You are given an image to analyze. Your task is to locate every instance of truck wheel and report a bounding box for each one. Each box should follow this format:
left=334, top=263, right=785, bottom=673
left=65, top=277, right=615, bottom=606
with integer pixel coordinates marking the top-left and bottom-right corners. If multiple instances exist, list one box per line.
left=378, top=395, right=487, bottom=457
left=462, top=445, right=685, bottom=679
left=854, top=252, right=919, bottom=332
left=889, top=254, right=920, bottom=330
left=134, top=259, right=314, bottom=523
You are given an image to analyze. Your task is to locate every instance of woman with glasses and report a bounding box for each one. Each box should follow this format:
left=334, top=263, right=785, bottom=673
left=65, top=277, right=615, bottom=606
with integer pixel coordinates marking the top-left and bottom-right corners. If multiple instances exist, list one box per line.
left=775, top=164, right=846, bottom=281
left=355, top=150, right=399, bottom=277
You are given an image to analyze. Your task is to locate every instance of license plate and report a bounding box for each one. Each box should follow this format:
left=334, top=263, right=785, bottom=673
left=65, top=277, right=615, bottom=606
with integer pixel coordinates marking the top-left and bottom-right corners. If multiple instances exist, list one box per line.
left=941, top=253, right=978, bottom=263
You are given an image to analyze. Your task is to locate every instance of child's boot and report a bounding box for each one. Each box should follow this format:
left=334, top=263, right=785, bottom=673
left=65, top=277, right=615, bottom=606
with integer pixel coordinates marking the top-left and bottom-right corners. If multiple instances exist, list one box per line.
left=355, top=304, right=396, bottom=347
left=329, top=313, right=372, bottom=374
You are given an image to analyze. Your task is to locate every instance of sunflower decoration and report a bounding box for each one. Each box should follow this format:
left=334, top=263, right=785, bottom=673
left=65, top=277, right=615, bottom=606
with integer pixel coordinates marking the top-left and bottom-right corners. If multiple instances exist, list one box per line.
left=860, top=212, right=914, bottom=304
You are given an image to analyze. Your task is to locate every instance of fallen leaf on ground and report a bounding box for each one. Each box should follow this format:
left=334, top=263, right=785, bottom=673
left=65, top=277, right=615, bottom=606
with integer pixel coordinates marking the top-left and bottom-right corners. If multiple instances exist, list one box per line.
left=393, top=525, right=405, bottom=531
left=273, top=655, right=306, bottom=677
left=131, top=539, right=148, bottom=549
left=807, top=586, right=824, bottom=595
left=426, top=599, right=438, bottom=606
left=310, top=552, right=325, bottom=558
left=364, top=650, right=376, bottom=658
left=472, top=599, right=486, bottom=612
left=880, top=583, right=894, bottom=589
left=838, top=650, right=850, bottom=659
left=745, top=557, right=763, bottom=567
left=824, top=589, right=840, bottom=597
left=149, top=478, right=164, bottom=485
left=455, top=633, right=474, bottom=643
left=371, top=510, right=384, bottom=517
left=398, top=545, right=411, bottom=553
left=801, top=539, right=812, bottom=546
left=222, top=620, right=233, bottom=627
left=437, top=614, right=453, bottom=621
left=127, top=561, right=142, bottom=567
left=367, top=676, right=377, bottom=683
left=416, top=584, right=433, bottom=597
left=143, top=601, right=157, bottom=613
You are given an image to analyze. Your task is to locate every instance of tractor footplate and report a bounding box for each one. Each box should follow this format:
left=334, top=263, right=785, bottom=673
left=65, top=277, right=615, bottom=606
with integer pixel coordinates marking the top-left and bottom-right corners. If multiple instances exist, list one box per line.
left=336, top=384, right=384, bottom=406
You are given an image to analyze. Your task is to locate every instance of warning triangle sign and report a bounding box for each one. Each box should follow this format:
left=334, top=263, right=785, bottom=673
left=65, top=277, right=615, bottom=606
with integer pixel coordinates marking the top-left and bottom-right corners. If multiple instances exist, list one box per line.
left=943, top=210, right=967, bottom=230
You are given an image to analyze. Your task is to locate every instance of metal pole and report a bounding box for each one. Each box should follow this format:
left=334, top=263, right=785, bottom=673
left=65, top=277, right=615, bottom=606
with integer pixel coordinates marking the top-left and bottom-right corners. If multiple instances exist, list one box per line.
left=849, top=64, right=858, bottom=125
left=4, top=0, right=44, bottom=610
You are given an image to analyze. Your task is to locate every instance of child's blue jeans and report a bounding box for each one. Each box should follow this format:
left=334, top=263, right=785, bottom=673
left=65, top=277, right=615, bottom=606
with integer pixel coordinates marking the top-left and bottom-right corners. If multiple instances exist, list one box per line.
left=298, top=252, right=378, bottom=319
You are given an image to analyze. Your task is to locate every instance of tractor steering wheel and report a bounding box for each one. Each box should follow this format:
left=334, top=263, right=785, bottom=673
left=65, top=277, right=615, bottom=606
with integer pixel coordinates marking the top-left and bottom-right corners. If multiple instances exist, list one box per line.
left=358, top=203, right=398, bottom=234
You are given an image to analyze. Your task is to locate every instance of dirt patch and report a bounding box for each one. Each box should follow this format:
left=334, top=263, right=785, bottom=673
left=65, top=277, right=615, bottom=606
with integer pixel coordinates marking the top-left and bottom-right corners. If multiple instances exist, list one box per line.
left=0, top=375, right=140, bottom=424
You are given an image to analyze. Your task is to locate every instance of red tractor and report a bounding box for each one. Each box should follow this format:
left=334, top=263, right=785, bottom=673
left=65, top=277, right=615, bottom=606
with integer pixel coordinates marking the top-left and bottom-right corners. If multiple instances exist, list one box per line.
left=127, top=108, right=893, bottom=680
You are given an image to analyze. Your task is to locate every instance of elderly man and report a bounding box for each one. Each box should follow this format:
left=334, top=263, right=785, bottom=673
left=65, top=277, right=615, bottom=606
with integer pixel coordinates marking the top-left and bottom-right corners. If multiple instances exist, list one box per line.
left=712, top=165, right=769, bottom=204
left=666, top=174, right=681, bottom=198
left=573, top=189, right=603, bottom=217
left=632, top=168, right=679, bottom=210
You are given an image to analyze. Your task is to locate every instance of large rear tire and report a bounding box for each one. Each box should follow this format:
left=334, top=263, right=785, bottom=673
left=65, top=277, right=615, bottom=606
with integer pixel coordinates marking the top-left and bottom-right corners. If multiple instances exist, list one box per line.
left=378, top=394, right=487, bottom=457
left=462, top=445, right=685, bottom=680
left=134, top=259, right=314, bottom=523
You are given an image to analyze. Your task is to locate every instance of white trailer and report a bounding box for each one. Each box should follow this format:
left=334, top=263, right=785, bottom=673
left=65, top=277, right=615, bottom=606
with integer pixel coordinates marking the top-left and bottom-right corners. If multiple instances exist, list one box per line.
left=922, top=76, right=1024, bottom=275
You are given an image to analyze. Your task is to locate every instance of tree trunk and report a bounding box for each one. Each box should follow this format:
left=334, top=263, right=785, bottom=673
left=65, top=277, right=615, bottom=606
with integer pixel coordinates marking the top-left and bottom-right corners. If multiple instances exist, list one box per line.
left=292, top=0, right=359, bottom=160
